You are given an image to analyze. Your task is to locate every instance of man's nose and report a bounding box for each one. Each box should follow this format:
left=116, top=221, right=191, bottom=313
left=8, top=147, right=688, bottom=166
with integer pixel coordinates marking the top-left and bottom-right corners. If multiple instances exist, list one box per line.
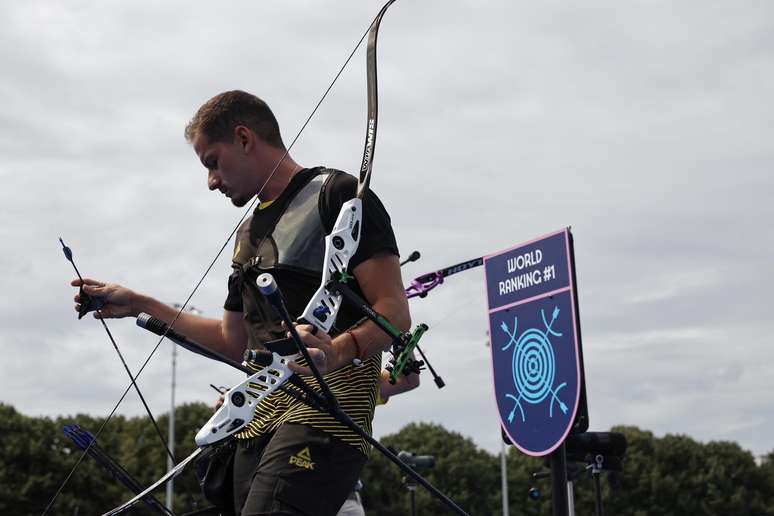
left=208, top=170, right=220, bottom=191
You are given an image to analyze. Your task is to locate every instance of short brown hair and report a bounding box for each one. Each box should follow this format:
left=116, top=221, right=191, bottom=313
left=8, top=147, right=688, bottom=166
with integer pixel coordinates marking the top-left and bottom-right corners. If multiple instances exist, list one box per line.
left=184, top=90, right=284, bottom=148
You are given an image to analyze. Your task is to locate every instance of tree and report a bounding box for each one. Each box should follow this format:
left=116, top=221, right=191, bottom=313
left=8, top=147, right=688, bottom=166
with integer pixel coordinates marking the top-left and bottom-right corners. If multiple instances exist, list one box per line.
left=361, top=422, right=500, bottom=515
left=3, top=401, right=774, bottom=515
left=570, top=426, right=774, bottom=516
left=0, top=403, right=129, bottom=515
left=0, top=402, right=214, bottom=515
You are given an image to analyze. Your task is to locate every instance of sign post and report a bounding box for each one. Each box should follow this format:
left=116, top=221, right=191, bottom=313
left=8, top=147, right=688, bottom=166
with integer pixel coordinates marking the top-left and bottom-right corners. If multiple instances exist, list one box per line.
left=485, top=228, right=587, bottom=515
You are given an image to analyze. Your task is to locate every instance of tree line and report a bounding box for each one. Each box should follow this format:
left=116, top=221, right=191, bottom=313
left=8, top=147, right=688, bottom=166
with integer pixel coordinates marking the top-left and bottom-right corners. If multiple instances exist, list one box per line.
left=1, top=402, right=772, bottom=515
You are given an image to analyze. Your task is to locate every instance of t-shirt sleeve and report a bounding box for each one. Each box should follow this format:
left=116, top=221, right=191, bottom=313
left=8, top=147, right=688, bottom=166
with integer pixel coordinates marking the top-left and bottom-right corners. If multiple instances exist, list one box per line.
left=223, top=268, right=244, bottom=312
left=323, top=172, right=399, bottom=270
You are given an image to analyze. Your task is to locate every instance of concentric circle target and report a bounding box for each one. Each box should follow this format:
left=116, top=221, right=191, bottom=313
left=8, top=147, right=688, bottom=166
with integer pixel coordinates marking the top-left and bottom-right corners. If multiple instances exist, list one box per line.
left=511, top=328, right=556, bottom=404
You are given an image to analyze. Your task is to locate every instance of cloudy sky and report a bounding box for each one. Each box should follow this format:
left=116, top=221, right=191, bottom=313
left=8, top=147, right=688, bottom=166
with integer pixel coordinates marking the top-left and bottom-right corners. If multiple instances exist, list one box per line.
left=1, top=0, right=772, bottom=474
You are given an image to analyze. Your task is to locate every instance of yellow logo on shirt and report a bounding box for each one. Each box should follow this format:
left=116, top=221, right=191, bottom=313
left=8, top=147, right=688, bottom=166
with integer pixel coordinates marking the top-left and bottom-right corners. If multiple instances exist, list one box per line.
left=289, top=447, right=315, bottom=470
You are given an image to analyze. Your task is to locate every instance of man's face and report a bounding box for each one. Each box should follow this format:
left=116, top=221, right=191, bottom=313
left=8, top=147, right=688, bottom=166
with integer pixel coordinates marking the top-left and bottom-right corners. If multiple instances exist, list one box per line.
left=192, top=132, right=256, bottom=207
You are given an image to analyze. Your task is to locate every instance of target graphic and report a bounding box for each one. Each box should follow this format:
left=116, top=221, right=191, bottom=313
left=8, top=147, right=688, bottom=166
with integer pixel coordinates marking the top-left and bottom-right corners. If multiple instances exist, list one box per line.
left=500, top=306, right=568, bottom=424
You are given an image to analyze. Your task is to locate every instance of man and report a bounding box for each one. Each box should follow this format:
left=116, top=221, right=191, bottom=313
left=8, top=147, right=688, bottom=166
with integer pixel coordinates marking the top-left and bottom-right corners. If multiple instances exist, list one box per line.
left=72, top=90, right=411, bottom=515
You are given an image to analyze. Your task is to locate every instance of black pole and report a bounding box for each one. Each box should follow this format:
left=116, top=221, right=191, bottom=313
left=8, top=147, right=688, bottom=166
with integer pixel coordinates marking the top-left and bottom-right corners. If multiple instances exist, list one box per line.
left=550, top=443, right=570, bottom=516
left=404, top=476, right=418, bottom=516
left=593, top=469, right=604, bottom=516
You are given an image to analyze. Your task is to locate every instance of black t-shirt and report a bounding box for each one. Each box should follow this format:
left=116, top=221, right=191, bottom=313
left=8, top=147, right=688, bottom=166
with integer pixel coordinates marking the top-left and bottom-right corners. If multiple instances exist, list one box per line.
left=224, top=167, right=399, bottom=335
left=224, top=167, right=399, bottom=453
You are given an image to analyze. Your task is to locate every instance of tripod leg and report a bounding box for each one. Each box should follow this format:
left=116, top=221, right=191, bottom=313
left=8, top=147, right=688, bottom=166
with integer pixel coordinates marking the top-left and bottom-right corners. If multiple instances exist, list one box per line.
left=593, top=472, right=603, bottom=516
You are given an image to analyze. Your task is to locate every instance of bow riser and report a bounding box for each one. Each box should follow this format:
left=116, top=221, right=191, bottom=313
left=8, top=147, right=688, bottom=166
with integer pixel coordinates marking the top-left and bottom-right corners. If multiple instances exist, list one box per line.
left=195, top=353, right=294, bottom=446
left=300, top=197, right=362, bottom=332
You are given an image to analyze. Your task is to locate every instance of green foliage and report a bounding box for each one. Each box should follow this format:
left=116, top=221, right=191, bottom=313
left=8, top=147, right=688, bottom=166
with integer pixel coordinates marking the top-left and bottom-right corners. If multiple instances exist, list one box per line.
left=361, top=422, right=500, bottom=515
left=0, top=402, right=213, bottom=515
left=504, top=446, right=548, bottom=516
left=360, top=423, right=774, bottom=516
left=2, top=403, right=773, bottom=516
left=593, top=426, right=774, bottom=516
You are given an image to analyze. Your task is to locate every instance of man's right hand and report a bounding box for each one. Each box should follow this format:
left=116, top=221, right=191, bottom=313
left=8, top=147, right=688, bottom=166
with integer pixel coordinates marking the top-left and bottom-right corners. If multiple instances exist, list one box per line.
left=71, top=278, right=137, bottom=319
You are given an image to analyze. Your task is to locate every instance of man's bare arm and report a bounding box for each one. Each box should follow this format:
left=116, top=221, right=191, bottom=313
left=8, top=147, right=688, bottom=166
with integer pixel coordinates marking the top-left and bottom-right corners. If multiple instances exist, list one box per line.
left=72, top=278, right=247, bottom=362
left=291, top=252, right=411, bottom=374
left=379, top=367, right=420, bottom=402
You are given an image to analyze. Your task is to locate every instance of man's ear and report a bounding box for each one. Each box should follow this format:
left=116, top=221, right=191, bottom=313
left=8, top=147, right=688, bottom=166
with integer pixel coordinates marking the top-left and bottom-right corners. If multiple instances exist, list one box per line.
left=234, top=125, right=253, bottom=153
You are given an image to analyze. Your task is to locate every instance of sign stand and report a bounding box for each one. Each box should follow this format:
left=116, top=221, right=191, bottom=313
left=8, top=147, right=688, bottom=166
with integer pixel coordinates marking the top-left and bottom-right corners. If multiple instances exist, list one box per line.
left=550, top=443, right=570, bottom=516
left=485, top=228, right=588, bottom=516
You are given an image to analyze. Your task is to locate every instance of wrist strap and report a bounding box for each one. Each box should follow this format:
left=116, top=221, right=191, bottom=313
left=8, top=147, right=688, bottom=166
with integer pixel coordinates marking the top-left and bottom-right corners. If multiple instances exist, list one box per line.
left=346, top=330, right=364, bottom=367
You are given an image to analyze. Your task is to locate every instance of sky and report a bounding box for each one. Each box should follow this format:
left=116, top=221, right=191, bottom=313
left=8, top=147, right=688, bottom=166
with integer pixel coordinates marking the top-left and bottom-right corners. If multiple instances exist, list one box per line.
left=1, top=0, right=772, bottom=475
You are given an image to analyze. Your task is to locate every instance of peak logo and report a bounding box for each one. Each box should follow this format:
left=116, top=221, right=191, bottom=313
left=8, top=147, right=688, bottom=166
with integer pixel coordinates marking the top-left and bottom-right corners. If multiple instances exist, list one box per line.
left=288, top=447, right=315, bottom=470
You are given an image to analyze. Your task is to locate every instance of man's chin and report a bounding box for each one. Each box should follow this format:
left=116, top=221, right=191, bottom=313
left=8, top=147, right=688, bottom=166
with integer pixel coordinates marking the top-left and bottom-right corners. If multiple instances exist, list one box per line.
left=231, top=196, right=249, bottom=208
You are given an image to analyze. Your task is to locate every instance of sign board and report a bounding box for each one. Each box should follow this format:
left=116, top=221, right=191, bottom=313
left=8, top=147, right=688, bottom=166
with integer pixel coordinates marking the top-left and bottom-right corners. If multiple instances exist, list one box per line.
left=486, top=228, right=585, bottom=456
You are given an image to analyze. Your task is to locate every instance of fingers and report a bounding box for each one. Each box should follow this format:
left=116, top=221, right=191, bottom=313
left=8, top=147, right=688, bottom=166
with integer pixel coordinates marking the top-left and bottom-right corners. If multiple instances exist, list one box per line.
left=82, top=284, right=106, bottom=296
left=287, top=344, right=328, bottom=377
left=283, top=320, right=318, bottom=336
left=71, top=278, right=121, bottom=319
left=292, top=323, right=329, bottom=345
left=287, top=362, right=309, bottom=375
left=72, top=278, right=107, bottom=299
left=287, top=349, right=325, bottom=376
left=70, top=278, right=105, bottom=287
left=291, top=325, right=333, bottom=363
left=73, top=291, right=95, bottom=303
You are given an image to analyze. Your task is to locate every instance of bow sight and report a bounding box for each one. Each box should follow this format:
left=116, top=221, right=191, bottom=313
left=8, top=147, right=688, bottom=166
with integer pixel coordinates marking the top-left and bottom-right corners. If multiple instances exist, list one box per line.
left=324, top=271, right=445, bottom=388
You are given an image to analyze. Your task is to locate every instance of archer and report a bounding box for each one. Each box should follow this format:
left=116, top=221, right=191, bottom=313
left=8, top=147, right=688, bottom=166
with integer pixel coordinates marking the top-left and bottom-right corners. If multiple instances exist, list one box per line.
left=72, top=90, right=411, bottom=516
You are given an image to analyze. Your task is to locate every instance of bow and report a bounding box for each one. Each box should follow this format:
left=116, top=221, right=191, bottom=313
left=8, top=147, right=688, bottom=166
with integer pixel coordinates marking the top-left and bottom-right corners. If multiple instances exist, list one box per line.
left=198, top=0, right=403, bottom=448
left=52, top=4, right=470, bottom=515
left=299, top=0, right=394, bottom=332
left=46, top=2, right=406, bottom=514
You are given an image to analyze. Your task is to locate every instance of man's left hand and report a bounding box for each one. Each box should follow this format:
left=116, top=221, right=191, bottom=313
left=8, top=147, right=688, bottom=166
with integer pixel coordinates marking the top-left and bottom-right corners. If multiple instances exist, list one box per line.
left=287, top=323, right=334, bottom=376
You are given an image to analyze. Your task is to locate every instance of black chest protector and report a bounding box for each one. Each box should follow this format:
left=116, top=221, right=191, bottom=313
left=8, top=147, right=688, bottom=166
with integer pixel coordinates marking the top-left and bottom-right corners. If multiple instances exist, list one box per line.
left=231, top=168, right=339, bottom=350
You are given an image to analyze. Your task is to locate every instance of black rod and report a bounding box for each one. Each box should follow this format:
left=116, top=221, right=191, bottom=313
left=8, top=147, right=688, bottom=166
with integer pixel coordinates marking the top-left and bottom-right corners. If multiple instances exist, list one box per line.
left=550, top=443, right=570, bottom=516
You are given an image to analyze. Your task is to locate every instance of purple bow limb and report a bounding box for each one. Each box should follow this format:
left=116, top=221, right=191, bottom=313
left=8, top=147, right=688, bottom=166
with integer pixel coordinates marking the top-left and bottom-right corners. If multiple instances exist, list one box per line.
left=405, top=272, right=445, bottom=299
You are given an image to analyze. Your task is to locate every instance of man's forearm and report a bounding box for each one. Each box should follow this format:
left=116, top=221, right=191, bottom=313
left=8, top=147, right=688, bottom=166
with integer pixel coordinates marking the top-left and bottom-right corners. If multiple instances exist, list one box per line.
left=130, top=294, right=237, bottom=360
left=329, top=296, right=411, bottom=370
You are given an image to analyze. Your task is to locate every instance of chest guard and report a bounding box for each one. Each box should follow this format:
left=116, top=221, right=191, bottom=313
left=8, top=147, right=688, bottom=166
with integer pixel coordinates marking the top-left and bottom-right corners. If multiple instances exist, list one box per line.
left=232, top=169, right=336, bottom=349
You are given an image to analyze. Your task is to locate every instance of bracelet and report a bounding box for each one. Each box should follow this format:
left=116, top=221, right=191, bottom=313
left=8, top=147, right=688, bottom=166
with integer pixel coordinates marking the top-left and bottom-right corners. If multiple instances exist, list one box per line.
left=346, top=330, right=364, bottom=367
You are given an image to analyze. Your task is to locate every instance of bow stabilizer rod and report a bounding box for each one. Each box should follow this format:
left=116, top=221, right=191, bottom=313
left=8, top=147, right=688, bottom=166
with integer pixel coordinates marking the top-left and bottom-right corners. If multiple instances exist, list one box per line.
left=405, top=255, right=484, bottom=299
